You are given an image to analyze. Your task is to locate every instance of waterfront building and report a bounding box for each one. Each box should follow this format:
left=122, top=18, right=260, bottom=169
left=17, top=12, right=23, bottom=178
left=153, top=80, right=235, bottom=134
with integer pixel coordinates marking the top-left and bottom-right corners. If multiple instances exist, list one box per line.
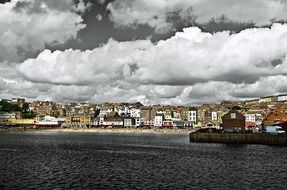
left=65, top=115, right=92, bottom=126
left=135, top=118, right=140, bottom=127
left=178, top=107, right=188, bottom=121
left=154, top=114, right=163, bottom=128
left=140, top=106, right=154, bottom=127
left=263, top=106, right=287, bottom=129
left=123, top=118, right=135, bottom=128
left=222, top=110, right=245, bottom=131
left=102, top=117, right=123, bottom=127
left=187, top=108, right=197, bottom=125
left=245, top=114, right=256, bottom=123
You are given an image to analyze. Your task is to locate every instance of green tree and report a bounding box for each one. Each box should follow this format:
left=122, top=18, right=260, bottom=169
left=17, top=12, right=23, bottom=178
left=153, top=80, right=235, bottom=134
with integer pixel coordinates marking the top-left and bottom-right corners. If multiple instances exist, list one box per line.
left=0, top=100, right=21, bottom=112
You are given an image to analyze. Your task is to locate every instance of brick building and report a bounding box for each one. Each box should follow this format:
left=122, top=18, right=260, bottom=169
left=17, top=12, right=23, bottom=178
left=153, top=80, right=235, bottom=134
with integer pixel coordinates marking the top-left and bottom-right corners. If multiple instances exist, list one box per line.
left=222, top=110, right=245, bottom=131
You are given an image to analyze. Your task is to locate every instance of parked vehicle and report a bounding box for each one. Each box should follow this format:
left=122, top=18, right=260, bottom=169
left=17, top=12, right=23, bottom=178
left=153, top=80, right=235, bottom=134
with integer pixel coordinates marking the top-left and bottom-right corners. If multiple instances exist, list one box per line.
left=265, top=126, right=285, bottom=134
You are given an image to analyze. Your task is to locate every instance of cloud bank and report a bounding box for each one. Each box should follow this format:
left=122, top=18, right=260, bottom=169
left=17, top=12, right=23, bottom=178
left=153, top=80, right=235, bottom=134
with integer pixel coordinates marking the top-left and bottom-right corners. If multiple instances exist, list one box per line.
left=12, top=24, right=287, bottom=104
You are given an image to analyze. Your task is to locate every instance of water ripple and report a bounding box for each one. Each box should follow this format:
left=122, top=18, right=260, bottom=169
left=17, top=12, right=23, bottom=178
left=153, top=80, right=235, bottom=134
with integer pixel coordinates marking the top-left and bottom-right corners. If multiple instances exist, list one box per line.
left=0, top=132, right=286, bottom=189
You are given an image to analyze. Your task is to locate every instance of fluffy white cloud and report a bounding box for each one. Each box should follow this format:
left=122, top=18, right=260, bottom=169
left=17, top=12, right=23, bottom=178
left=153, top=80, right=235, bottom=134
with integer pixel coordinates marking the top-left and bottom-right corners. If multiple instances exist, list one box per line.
left=107, top=0, right=287, bottom=33
left=17, top=39, right=153, bottom=85
left=131, top=24, right=287, bottom=85
left=0, top=0, right=88, bottom=62
left=13, top=24, right=287, bottom=104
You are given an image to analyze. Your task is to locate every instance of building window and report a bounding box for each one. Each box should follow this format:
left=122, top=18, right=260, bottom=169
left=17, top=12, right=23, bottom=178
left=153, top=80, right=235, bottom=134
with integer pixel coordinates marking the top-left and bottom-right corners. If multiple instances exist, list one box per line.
left=231, top=113, right=236, bottom=119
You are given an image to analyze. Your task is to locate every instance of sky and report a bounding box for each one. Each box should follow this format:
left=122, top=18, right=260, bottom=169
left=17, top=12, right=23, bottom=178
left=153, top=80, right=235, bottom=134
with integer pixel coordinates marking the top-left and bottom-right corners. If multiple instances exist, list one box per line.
left=2, top=0, right=287, bottom=105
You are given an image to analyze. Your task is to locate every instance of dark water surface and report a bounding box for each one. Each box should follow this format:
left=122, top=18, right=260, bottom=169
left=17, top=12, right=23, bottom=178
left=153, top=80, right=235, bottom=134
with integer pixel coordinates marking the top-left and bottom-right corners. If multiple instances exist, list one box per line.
left=0, top=132, right=286, bottom=189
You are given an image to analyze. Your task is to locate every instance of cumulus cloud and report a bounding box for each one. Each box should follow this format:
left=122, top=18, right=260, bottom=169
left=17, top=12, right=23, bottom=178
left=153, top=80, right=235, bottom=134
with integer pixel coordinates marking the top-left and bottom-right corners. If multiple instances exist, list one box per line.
left=0, top=0, right=89, bottom=62
left=12, top=23, right=287, bottom=104
left=17, top=39, right=153, bottom=85
left=130, top=24, right=287, bottom=85
left=107, top=0, right=287, bottom=33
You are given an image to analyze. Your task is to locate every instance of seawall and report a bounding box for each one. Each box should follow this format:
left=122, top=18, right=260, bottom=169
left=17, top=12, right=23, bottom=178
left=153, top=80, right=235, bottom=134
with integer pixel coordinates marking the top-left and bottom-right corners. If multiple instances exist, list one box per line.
left=190, top=133, right=287, bottom=146
left=0, top=127, right=193, bottom=135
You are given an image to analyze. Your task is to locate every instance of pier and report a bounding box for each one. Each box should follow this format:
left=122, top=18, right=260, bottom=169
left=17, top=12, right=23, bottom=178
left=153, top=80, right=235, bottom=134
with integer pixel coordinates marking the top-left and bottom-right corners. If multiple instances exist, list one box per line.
left=190, top=133, right=287, bottom=146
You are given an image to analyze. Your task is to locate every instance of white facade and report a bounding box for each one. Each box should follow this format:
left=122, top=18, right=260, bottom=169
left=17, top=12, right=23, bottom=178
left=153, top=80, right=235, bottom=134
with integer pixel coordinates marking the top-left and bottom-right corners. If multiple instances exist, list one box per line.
left=259, top=97, right=274, bottom=103
left=130, top=108, right=141, bottom=118
left=103, top=120, right=123, bottom=126
left=211, top=112, right=218, bottom=121
left=278, top=95, right=287, bottom=102
left=135, top=118, right=140, bottom=127
left=154, top=115, right=163, bottom=127
left=124, top=118, right=133, bottom=127
left=117, top=107, right=140, bottom=118
left=188, top=110, right=197, bottom=123
left=99, top=109, right=108, bottom=118
left=245, top=114, right=256, bottom=122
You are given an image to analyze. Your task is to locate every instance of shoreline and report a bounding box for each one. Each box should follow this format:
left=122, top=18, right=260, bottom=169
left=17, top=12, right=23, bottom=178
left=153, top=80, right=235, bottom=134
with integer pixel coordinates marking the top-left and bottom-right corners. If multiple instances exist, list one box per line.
left=0, top=127, right=193, bottom=135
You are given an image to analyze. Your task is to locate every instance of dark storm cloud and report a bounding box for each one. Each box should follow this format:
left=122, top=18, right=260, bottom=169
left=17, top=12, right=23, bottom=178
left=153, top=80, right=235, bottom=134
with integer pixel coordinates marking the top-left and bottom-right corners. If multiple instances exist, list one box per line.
left=48, top=0, right=273, bottom=54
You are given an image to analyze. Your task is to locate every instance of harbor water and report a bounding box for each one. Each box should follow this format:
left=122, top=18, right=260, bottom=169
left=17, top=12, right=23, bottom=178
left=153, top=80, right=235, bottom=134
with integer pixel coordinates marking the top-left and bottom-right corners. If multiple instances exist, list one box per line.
left=0, top=131, right=286, bottom=189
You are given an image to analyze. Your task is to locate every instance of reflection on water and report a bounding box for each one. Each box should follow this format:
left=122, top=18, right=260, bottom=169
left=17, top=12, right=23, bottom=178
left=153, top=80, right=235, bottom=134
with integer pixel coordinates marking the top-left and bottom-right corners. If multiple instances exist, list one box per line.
left=0, top=132, right=286, bottom=189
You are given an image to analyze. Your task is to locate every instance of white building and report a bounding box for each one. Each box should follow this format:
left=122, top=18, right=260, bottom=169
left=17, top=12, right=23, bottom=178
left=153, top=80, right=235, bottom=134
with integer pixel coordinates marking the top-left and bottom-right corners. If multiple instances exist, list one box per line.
left=258, top=96, right=276, bottom=103
left=130, top=108, right=141, bottom=118
left=135, top=118, right=140, bottom=127
left=124, top=118, right=134, bottom=127
left=245, top=114, right=256, bottom=123
left=99, top=109, right=108, bottom=118
left=102, top=118, right=123, bottom=127
left=188, top=110, right=197, bottom=124
left=277, top=94, right=287, bottom=102
left=154, top=115, right=163, bottom=127
left=211, top=111, right=218, bottom=121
